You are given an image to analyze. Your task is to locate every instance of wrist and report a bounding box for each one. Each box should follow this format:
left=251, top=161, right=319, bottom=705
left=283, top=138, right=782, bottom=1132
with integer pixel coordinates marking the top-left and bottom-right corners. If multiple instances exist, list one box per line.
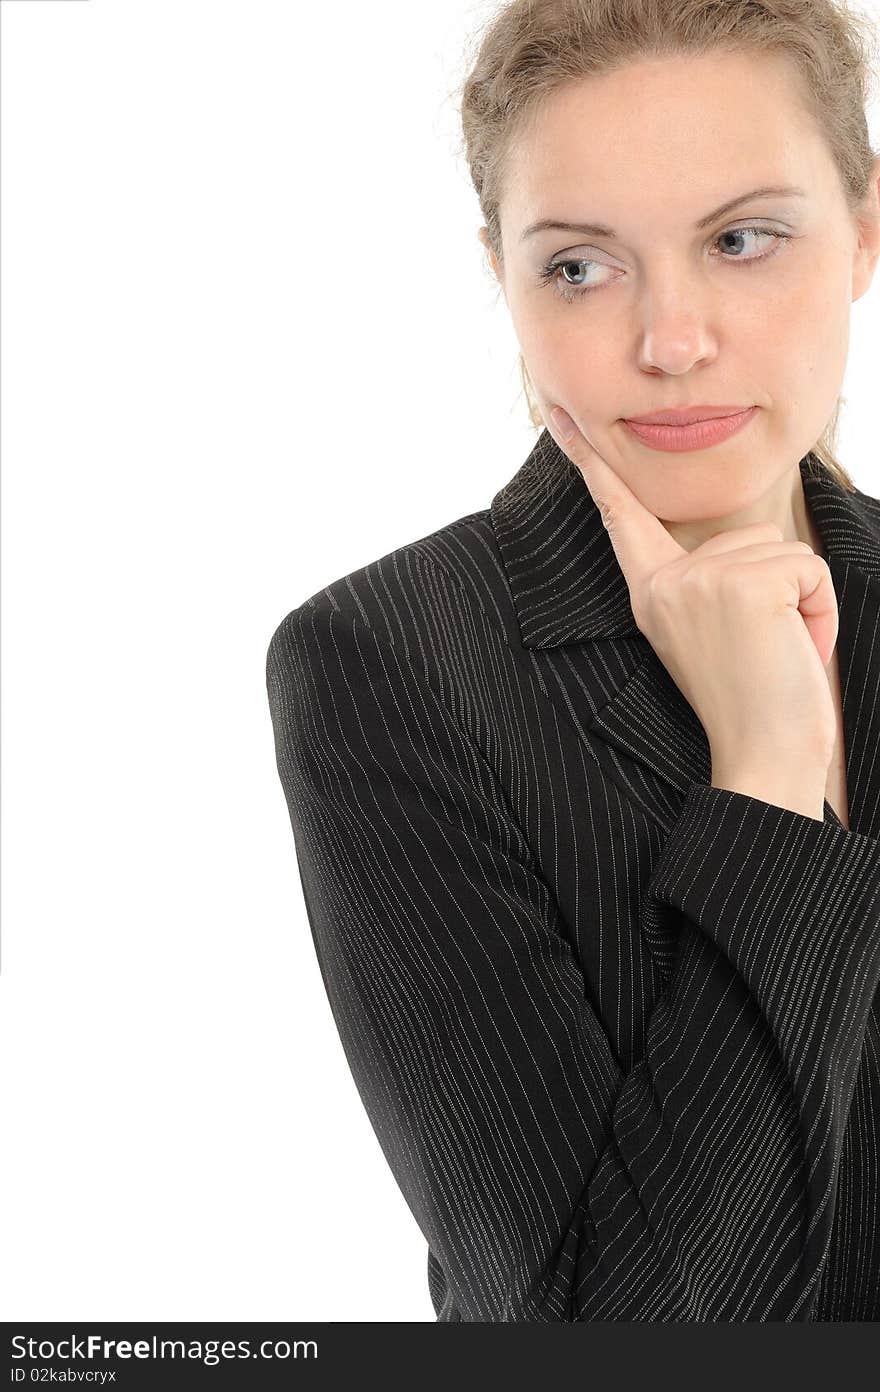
left=708, top=756, right=828, bottom=821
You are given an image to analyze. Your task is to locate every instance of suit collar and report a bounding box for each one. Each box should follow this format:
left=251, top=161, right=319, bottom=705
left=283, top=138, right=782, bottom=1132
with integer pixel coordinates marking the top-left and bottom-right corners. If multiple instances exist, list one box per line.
left=491, top=427, right=880, bottom=649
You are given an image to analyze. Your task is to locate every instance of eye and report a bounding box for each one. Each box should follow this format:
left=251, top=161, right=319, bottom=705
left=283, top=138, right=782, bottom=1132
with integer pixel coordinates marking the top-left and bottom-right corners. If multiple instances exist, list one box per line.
left=538, top=225, right=793, bottom=303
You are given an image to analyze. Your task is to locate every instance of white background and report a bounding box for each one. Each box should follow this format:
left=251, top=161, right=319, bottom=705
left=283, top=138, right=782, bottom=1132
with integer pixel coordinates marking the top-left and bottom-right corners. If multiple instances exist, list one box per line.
left=2, top=0, right=878, bottom=1322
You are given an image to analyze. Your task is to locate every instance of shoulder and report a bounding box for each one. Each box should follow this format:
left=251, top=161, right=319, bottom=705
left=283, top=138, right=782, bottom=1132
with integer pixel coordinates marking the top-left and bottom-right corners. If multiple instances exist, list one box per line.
left=266, top=503, right=518, bottom=676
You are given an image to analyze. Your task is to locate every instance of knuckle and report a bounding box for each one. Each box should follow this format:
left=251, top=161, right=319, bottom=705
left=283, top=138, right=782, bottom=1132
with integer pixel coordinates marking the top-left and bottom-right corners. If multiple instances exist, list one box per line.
left=677, top=563, right=706, bottom=597
left=716, top=561, right=747, bottom=596
left=642, top=565, right=680, bottom=624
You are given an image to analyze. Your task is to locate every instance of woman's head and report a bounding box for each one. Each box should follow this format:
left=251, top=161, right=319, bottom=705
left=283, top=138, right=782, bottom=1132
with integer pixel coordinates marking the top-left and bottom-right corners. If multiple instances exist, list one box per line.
left=458, top=0, right=880, bottom=508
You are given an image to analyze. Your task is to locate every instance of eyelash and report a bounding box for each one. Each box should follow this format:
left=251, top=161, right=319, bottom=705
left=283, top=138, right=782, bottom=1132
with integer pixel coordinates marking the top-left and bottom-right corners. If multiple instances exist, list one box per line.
left=538, top=226, right=793, bottom=303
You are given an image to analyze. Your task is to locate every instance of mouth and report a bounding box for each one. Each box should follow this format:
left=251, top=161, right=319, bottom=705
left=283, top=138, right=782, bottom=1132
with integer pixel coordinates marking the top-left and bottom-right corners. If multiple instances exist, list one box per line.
left=621, top=406, right=759, bottom=452
left=625, top=404, right=753, bottom=425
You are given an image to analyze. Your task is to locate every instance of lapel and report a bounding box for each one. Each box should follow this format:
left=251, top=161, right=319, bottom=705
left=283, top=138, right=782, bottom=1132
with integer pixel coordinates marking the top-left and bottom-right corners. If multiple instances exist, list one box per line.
left=491, top=428, right=880, bottom=852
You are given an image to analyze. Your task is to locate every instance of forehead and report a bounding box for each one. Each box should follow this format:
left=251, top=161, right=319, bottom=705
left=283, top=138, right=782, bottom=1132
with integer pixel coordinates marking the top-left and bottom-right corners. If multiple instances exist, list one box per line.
left=504, top=50, right=825, bottom=217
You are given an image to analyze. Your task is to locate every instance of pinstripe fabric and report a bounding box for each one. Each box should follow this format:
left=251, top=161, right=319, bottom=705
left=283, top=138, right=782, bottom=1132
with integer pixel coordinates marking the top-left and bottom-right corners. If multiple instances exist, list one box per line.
left=266, top=430, right=880, bottom=1321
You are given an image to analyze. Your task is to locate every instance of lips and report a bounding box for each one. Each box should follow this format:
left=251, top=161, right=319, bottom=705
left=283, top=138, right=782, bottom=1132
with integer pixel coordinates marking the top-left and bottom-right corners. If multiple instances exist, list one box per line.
left=624, top=405, right=752, bottom=426
left=622, top=406, right=758, bottom=452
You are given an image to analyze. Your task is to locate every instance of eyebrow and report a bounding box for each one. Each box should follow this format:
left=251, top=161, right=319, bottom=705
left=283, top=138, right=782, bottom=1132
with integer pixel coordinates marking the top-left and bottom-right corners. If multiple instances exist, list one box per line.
left=519, top=184, right=807, bottom=242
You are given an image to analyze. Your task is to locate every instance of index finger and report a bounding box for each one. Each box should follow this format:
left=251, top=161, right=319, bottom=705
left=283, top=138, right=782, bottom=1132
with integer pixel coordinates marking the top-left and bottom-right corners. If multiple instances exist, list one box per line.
left=547, top=406, right=684, bottom=588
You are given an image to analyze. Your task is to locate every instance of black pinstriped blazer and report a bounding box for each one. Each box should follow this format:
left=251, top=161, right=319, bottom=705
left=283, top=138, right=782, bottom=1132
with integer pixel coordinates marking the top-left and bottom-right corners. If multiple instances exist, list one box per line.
left=266, top=430, right=880, bottom=1321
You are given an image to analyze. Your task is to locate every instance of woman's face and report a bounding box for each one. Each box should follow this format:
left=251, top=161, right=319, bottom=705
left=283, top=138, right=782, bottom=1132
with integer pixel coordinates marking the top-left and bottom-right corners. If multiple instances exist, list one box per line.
left=484, top=50, right=880, bottom=524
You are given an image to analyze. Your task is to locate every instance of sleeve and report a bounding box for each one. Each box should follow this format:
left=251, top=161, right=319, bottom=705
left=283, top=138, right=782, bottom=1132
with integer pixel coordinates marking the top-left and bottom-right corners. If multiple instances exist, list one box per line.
left=265, top=602, right=880, bottom=1323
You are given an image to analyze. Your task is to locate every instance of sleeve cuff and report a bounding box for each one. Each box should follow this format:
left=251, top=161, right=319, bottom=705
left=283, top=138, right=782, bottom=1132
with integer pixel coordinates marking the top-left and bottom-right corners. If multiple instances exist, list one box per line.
left=646, top=781, right=880, bottom=954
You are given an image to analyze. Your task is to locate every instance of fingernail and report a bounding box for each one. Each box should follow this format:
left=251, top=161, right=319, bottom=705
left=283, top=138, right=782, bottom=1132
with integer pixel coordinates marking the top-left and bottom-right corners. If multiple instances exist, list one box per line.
left=550, top=407, right=575, bottom=442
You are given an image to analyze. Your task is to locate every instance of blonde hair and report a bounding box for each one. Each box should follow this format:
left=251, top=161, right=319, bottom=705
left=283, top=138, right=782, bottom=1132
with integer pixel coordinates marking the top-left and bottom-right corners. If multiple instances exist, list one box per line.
left=457, top=0, right=880, bottom=492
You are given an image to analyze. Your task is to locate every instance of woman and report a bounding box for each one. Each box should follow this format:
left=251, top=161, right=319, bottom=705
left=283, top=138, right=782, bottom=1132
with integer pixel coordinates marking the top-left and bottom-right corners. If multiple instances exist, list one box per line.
left=266, top=0, right=880, bottom=1321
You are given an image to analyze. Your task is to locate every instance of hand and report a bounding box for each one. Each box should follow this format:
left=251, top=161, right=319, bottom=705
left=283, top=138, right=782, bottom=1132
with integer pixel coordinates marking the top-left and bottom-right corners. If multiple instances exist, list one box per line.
left=545, top=406, right=838, bottom=770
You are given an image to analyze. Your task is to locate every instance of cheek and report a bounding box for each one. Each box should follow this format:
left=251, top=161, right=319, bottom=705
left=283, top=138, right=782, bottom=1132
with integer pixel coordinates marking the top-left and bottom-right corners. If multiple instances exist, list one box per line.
left=527, top=357, right=621, bottom=435
left=767, top=264, right=851, bottom=415
left=514, top=315, right=620, bottom=414
left=804, top=293, right=850, bottom=385
left=507, top=284, right=603, bottom=382
left=767, top=252, right=851, bottom=375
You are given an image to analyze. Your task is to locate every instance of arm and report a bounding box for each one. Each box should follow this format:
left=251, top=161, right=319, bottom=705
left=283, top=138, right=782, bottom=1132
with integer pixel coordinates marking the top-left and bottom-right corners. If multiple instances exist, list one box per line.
left=266, top=603, right=880, bottom=1322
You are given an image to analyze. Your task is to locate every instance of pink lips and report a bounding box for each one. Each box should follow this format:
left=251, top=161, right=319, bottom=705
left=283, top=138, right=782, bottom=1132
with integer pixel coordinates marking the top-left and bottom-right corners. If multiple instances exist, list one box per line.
left=622, top=406, right=758, bottom=451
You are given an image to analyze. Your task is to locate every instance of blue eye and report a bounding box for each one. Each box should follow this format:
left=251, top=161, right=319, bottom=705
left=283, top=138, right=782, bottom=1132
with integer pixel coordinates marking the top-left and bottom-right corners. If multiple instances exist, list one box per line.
left=539, top=226, right=793, bottom=303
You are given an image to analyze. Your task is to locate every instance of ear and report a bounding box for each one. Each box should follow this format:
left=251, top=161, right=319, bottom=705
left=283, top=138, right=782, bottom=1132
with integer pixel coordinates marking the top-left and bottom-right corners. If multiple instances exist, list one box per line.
left=477, top=225, right=504, bottom=284
left=852, top=154, right=880, bottom=301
